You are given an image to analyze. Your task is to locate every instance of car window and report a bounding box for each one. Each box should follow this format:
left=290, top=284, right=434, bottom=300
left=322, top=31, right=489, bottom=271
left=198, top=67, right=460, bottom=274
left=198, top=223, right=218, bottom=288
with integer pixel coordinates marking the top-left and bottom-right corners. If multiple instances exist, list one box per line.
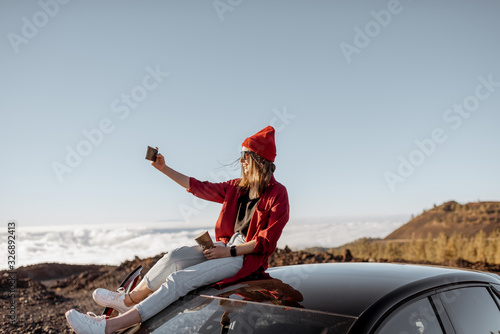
left=438, top=286, right=500, bottom=334
left=141, top=296, right=356, bottom=334
left=375, top=297, right=444, bottom=334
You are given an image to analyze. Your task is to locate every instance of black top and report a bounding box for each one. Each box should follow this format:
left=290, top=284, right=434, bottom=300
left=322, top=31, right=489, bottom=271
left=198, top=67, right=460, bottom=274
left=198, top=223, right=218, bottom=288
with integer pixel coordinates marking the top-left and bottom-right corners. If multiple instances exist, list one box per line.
left=234, top=191, right=260, bottom=237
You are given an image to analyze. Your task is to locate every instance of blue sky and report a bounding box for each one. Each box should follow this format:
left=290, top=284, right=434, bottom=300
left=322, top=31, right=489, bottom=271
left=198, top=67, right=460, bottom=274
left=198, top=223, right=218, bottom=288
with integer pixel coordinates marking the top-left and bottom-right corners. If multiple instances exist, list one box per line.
left=1, top=0, right=499, bottom=229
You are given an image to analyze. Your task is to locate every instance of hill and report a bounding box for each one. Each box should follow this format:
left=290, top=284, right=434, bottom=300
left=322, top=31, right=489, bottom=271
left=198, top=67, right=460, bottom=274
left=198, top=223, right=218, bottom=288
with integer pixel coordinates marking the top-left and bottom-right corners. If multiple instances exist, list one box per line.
left=327, top=200, right=500, bottom=265
left=385, top=200, right=500, bottom=240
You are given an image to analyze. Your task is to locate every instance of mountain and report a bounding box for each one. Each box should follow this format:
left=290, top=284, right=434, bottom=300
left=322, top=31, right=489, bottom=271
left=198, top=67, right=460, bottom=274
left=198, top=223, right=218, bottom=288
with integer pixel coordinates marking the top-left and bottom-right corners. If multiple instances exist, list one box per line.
left=385, top=201, right=500, bottom=240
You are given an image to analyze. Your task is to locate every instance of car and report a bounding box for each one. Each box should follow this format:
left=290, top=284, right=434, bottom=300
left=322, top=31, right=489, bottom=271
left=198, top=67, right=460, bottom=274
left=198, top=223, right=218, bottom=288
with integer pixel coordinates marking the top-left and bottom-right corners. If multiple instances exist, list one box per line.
left=123, top=262, right=500, bottom=334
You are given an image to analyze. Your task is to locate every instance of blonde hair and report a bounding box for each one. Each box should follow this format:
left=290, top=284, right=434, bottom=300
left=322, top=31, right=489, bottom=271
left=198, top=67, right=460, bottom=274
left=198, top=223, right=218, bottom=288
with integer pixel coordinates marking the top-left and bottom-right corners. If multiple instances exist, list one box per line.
left=238, top=151, right=276, bottom=198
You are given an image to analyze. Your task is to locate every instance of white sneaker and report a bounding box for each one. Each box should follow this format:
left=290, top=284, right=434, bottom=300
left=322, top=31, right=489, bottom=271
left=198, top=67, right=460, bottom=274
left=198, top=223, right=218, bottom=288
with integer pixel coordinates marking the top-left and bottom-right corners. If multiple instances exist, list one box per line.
left=93, top=287, right=134, bottom=314
left=65, top=309, right=106, bottom=334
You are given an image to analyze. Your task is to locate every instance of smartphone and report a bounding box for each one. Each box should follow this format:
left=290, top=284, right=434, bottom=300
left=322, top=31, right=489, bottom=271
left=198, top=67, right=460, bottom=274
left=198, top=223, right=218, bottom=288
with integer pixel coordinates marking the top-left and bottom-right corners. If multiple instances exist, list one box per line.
left=145, top=146, right=158, bottom=162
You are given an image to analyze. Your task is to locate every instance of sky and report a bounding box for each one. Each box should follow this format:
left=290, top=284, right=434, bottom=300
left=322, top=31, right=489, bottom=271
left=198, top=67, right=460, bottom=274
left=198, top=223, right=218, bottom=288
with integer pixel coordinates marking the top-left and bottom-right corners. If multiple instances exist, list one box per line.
left=1, top=0, right=499, bottom=231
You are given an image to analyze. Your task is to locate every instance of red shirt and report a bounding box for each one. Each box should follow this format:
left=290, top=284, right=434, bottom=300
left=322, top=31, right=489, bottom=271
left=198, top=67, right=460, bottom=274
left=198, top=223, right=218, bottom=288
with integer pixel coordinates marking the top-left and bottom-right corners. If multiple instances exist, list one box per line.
left=187, top=175, right=290, bottom=287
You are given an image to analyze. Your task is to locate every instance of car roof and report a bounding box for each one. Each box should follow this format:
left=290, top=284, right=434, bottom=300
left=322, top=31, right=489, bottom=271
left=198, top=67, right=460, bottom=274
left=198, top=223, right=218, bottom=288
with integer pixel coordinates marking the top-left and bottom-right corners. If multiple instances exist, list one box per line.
left=207, top=262, right=500, bottom=318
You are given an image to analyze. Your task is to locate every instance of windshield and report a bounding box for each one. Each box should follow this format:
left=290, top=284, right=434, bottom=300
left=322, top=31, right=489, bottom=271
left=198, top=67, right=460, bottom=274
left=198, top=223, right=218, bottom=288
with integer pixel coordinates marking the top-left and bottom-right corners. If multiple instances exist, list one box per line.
left=139, top=295, right=356, bottom=334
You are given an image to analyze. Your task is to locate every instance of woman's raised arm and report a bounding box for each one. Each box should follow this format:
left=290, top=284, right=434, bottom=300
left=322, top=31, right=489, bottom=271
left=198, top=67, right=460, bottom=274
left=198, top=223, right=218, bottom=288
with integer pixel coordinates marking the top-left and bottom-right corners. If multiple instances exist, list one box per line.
left=151, top=152, right=190, bottom=189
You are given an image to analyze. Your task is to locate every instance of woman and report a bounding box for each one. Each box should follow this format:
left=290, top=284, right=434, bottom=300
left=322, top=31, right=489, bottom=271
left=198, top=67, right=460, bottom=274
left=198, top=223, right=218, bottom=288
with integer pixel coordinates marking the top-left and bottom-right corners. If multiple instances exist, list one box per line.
left=65, top=125, right=290, bottom=334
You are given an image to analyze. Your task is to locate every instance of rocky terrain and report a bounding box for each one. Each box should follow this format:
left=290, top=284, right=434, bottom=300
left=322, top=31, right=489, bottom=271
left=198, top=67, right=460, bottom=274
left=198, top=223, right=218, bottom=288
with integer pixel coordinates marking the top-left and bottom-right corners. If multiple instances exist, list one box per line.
left=2, top=247, right=500, bottom=334
left=1, top=254, right=165, bottom=334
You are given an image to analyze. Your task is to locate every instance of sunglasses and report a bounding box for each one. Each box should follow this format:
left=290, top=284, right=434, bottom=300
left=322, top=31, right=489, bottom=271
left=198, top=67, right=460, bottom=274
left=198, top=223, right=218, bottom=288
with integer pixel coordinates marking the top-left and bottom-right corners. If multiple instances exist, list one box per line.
left=240, top=151, right=252, bottom=161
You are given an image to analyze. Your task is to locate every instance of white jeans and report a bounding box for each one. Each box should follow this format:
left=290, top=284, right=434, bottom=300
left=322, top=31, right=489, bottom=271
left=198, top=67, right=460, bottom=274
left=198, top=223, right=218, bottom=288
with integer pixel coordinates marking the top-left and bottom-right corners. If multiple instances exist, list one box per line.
left=135, top=233, right=245, bottom=321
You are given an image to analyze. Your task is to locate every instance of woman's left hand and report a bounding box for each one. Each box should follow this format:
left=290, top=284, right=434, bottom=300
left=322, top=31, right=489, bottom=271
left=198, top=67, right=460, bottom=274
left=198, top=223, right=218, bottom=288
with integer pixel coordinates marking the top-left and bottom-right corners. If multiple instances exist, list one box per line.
left=203, top=246, right=230, bottom=260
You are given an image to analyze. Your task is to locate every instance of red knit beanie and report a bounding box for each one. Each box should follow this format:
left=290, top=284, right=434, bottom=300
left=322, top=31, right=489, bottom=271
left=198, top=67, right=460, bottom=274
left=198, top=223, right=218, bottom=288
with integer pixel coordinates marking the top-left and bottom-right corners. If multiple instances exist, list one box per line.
left=242, top=126, right=277, bottom=162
